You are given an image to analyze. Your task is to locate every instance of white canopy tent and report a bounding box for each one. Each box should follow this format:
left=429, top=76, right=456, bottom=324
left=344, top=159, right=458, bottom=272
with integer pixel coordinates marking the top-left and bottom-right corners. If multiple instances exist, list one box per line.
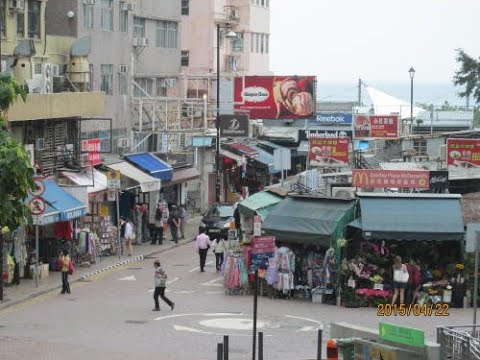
left=365, top=85, right=426, bottom=119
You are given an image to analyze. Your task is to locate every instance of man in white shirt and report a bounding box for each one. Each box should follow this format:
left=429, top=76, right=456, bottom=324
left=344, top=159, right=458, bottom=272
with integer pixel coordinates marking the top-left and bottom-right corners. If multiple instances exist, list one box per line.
left=195, top=228, right=211, bottom=272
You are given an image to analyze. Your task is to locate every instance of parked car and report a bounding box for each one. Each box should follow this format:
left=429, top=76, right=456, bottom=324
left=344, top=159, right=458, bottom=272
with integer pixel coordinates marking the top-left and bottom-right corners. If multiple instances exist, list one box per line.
left=199, top=203, right=235, bottom=240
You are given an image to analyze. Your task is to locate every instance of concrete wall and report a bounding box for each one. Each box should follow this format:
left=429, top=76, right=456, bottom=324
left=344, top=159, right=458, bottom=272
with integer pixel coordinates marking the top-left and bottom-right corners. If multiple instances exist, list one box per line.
left=402, top=137, right=445, bottom=159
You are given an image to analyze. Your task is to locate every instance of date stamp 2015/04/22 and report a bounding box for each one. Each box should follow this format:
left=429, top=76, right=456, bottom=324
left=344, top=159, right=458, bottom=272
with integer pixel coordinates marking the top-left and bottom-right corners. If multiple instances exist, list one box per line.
left=377, top=303, right=450, bottom=317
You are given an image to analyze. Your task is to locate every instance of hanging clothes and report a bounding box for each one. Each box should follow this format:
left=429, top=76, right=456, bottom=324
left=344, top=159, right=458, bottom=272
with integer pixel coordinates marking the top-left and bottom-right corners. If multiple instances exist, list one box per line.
left=54, top=221, right=73, bottom=240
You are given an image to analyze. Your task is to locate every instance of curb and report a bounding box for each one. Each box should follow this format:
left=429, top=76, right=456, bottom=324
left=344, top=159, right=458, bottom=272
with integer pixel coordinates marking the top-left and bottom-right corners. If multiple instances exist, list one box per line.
left=79, top=255, right=144, bottom=280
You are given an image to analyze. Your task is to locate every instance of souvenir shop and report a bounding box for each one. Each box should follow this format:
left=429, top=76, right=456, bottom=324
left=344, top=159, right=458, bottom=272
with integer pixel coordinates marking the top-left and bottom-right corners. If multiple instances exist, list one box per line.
left=223, top=195, right=356, bottom=302
left=341, top=194, right=466, bottom=308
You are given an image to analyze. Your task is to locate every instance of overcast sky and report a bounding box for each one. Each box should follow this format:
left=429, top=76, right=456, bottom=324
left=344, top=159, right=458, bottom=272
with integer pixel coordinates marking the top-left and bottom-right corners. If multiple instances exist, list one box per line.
left=270, top=0, right=480, bottom=88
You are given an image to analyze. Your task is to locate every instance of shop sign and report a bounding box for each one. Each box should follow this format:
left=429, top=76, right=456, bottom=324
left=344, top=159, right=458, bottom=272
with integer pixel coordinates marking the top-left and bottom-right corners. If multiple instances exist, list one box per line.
left=106, top=170, right=121, bottom=189
left=309, top=137, right=349, bottom=167
left=192, top=136, right=214, bottom=147
left=219, top=115, right=249, bottom=137
left=353, top=115, right=399, bottom=139
left=251, top=236, right=275, bottom=254
left=379, top=322, right=425, bottom=348
left=446, top=138, right=480, bottom=168
left=234, top=76, right=315, bottom=120
left=429, top=170, right=449, bottom=189
left=140, top=180, right=161, bottom=193
left=308, top=112, right=353, bottom=125
left=81, top=138, right=101, bottom=166
left=352, top=170, right=429, bottom=188
left=299, top=129, right=353, bottom=141
left=107, top=190, right=117, bottom=202
left=253, top=215, right=262, bottom=236
left=99, top=205, right=109, bottom=217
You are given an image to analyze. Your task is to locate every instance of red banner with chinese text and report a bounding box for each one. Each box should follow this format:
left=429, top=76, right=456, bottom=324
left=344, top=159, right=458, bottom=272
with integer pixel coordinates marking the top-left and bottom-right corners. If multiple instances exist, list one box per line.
left=446, top=138, right=480, bottom=168
left=309, top=137, right=349, bottom=166
left=352, top=170, right=430, bottom=188
left=353, top=115, right=399, bottom=139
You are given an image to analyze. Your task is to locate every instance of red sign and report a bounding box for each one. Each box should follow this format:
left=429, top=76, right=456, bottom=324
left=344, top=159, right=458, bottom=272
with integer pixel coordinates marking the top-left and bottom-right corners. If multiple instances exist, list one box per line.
left=353, top=115, right=399, bottom=139
left=81, top=138, right=101, bottom=166
left=29, top=197, right=46, bottom=215
left=234, top=76, right=315, bottom=120
left=352, top=170, right=430, bottom=188
left=309, top=137, right=349, bottom=166
left=446, top=138, right=480, bottom=168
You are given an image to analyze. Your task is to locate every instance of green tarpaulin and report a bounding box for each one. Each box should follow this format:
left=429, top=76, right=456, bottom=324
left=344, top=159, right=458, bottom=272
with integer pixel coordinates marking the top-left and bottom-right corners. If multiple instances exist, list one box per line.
left=262, top=197, right=356, bottom=246
left=237, top=191, right=283, bottom=221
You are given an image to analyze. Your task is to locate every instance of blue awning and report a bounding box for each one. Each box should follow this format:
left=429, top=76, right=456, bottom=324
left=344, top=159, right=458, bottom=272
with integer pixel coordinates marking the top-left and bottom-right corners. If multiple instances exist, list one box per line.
left=125, top=153, right=173, bottom=181
left=27, top=179, right=86, bottom=225
left=249, top=145, right=280, bottom=174
left=356, top=194, right=465, bottom=241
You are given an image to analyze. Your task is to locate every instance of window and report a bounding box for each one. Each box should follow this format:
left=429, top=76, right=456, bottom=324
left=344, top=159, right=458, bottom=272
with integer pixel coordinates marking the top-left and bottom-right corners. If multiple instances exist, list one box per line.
left=156, top=78, right=177, bottom=97
left=83, top=3, right=94, bottom=29
left=133, top=17, right=145, bottom=38
left=232, top=33, right=243, bottom=52
left=156, top=20, right=178, bottom=48
left=100, top=64, right=113, bottom=95
left=133, top=77, right=153, bottom=97
left=119, top=2, right=128, bottom=32
left=118, top=68, right=128, bottom=95
left=413, top=139, right=427, bottom=156
left=255, top=33, right=260, bottom=53
left=0, top=0, right=5, bottom=37
left=260, top=34, right=264, bottom=53
left=265, top=34, right=269, bottom=53
left=181, top=50, right=189, bottom=67
left=181, top=0, right=189, bottom=15
left=250, top=33, right=254, bottom=52
left=266, top=0, right=269, bottom=7
left=100, top=0, right=113, bottom=31
left=28, top=0, right=40, bottom=38
left=17, top=12, right=25, bottom=37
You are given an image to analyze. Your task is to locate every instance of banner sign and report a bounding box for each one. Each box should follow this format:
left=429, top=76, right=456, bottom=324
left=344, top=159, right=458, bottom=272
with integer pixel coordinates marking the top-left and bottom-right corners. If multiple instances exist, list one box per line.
left=352, top=169, right=430, bottom=188
left=299, top=129, right=352, bottom=140
left=379, top=323, right=425, bottom=348
left=81, top=138, right=101, bottom=166
left=353, top=115, right=399, bottom=139
left=429, top=170, right=449, bottom=189
left=219, top=114, right=249, bottom=137
left=446, top=138, right=480, bottom=168
left=234, top=76, right=315, bottom=120
left=309, top=137, right=349, bottom=166
left=308, top=112, right=353, bottom=125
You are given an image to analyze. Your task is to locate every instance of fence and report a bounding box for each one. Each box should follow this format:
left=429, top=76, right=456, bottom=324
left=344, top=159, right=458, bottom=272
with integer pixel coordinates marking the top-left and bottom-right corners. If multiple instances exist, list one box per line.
left=437, top=325, right=480, bottom=360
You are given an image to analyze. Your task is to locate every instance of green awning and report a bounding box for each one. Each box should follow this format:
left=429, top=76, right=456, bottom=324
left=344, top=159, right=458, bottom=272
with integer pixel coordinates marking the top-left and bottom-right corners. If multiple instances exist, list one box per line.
left=262, top=197, right=356, bottom=246
left=237, top=191, right=283, bottom=221
left=357, top=194, right=465, bottom=241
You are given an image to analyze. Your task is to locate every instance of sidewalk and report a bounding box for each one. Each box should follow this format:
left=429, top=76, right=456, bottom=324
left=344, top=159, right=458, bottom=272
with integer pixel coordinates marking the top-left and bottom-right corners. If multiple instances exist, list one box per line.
left=0, top=216, right=202, bottom=311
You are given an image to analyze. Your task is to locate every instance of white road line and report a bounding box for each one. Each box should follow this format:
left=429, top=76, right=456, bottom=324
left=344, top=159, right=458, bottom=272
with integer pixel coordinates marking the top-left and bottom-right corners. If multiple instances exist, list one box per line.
left=166, top=277, right=179, bottom=285
left=285, top=315, right=324, bottom=329
left=154, top=312, right=243, bottom=321
left=174, top=290, right=195, bottom=294
left=188, top=261, right=213, bottom=273
left=118, top=275, right=136, bottom=281
left=173, top=324, right=270, bottom=337
left=200, top=276, right=224, bottom=287
left=205, top=291, right=224, bottom=295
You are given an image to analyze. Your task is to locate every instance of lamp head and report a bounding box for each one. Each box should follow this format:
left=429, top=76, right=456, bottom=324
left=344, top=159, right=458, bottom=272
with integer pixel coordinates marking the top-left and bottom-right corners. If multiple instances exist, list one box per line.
left=225, top=31, right=237, bottom=39
left=409, top=67, right=415, bottom=79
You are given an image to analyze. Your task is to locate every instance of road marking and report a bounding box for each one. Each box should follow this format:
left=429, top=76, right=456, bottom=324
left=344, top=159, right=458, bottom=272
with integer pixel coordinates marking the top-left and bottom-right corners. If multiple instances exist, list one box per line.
left=118, top=275, right=136, bottom=281
left=200, top=318, right=266, bottom=331
left=189, top=261, right=213, bottom=272
left=166, top=277, right=179, bottom=285
left=205, top=291, right=223, bottom=295
left=174, top=290, right=195, bottom=294
left=297, top=326, right=316, bottom=332
left=285, top=315, right=323, bottom=330
left=173, top=324, right=267, bottom=337
left=200, top=276, right=223, bottom=287
left=154, top=312, right=242, bottom=321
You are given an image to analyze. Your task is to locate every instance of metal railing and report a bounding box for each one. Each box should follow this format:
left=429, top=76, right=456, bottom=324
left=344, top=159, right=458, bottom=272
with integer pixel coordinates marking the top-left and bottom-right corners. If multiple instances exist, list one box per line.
left=437, top=325, right=480, bottom=360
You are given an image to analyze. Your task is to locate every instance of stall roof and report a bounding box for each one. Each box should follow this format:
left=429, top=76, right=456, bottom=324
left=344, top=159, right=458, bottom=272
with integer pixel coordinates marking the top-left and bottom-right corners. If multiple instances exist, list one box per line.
left=167, top=167, right=200, bottom=186
left=125, top=153, right=172, bottom=181
left=108, top=161, right=161, bottom=193
left=248, top=145, right=280, bottom=174
left=61, top=169, right=108, bottom=194
left=219, top=148, right=243, bottom=164
left=263, top=197, right=355, bottom=246
left=356, top=194, right=464, bottom=241
left=238, top=191, right=284, bottom=221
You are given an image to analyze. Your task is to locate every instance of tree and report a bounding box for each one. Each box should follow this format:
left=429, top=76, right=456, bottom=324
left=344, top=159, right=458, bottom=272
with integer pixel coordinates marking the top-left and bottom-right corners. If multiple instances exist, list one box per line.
left=0, top=73, right=33, bottom=301
left=453, top=49, right=480, bottom=104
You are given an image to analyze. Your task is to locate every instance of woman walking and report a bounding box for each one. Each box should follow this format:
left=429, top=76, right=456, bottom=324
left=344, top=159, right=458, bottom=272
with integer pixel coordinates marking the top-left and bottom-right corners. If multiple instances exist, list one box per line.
left=391, top=256, right=409, bottom=305
left=212, top=237, right=226, bottom=272
left=124, top=218, right=134, bottom=256
left=58, top=250, right=71, bottom=294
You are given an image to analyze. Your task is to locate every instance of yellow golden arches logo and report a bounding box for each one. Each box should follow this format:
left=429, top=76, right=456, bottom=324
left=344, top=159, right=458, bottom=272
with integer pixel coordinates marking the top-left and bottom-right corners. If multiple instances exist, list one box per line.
left=353, top=171, right=369, bottom=187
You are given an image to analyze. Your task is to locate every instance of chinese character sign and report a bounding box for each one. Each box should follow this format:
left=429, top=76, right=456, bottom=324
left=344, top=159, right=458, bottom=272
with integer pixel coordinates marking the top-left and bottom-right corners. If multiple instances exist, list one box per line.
left=309, top=137, right=349, bottom=166
left=447, top=138, right=480, bottom=168
left=353, top=115, right=399, bottom=139
left=81, top=138, right=101, bottom=166
left=352, top=170, right=430, bottom=188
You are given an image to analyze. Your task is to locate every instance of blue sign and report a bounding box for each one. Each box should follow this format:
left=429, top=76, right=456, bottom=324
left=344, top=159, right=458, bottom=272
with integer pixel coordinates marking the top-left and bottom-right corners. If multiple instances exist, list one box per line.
left=309, top=112, right=353, bottom=125
left=192, top=136, right=214, bottom=147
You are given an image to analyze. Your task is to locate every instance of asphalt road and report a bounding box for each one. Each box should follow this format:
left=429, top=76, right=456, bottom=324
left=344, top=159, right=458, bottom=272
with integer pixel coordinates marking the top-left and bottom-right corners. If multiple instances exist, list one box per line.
left=0, top=242, right=477, bottom=360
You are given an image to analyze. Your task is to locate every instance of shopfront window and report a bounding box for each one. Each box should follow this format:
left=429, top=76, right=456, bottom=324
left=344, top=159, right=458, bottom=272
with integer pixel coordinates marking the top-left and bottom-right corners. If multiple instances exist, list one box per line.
left=28, top=0, right=40, bottom=38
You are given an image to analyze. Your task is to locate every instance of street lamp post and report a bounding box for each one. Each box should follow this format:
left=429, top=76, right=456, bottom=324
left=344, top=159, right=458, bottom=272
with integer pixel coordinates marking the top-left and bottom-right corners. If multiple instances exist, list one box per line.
left=215, top=24, right=236, bottom=203
left=409, top=67, right=415, bottom=134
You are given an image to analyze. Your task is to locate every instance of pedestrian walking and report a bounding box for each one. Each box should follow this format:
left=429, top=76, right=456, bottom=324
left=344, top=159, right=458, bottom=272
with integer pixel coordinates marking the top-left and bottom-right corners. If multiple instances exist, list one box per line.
left=152, top=206, right=164, bottom=245
left=195, top=227, right=211, bottom=272
left=212, top=237, right=226, bottom=272
left=58, top=250, right=71, bottom=294
left=178, top=204, right=188, bottom=239
left=124, top=218, right=134, bottom=256
left=120, top=217, right=126, bottom=255
left=152, top=259, right=175, bottom=311
left=169, top=205, right=181, bottom=244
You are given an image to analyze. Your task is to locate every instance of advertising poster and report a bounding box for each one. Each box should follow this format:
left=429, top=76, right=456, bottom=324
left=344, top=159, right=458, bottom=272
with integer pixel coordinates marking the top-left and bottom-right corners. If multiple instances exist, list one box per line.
left=308, top=112, right=353, bottom=126
left=219, top=114, right=249, bottom=137
left=309, top=137, right=350, bottom=166
left=353, top=115, right=399, bottom=139
left=352, top=170, right=430, bottom=188
left=446, top=138, right=480, bottom=168
left=234, top=76, right=315, bottom=119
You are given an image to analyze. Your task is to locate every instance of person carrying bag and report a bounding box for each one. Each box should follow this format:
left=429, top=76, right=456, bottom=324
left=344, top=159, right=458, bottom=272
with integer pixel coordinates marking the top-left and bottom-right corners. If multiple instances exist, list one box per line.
left=391, top=255, right=409, bottom=305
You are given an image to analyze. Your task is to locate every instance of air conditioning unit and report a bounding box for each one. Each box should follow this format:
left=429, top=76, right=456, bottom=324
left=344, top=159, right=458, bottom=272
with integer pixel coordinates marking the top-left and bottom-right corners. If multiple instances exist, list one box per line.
left=83, top=0, right=95, bottom=5
left=118, top=138, right=131, bottom=148
left=9, top=0, right=25, bottom=12
left=332, top=187, right=356, bottom=199
left=36, top=138, right=45, bottom=151
left=133, top=37, right=148, bottom=47
left=439, top=144, right=446, bottom=161
left=251, top=124, right=263, bottom=137
left=118, top=64, right=128, bottom=73
left=229, top=8, right=239, bottom=20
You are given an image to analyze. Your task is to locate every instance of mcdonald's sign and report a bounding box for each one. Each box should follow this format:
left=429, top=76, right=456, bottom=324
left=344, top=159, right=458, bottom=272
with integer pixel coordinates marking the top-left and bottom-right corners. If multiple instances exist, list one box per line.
left=352, top=170, right=430, bottom=188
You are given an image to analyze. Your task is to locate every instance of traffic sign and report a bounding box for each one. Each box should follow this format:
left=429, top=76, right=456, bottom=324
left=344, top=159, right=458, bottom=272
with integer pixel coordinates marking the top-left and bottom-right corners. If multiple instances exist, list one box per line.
left=29, top=197, right=46, bottom=216
left=29, top=178, right=45, bottom=197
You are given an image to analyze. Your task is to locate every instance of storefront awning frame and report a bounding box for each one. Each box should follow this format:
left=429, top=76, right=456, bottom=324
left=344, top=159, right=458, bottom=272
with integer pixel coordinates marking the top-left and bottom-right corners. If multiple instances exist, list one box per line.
left=237, top=190, right=284, bottom=221
left=108, top=161, right=161, bottom=193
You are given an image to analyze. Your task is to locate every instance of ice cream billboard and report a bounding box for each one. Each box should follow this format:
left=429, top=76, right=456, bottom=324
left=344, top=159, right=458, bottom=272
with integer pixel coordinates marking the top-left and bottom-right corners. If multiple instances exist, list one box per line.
left=352, top=170, right=430, bottom=188
left=309, top=137, right=349, bottom=167
left=447, top=138, right=480, bottom=168
left=234, top=76, right=315, bottom=120
left=353, top=115, right=399, bottom=139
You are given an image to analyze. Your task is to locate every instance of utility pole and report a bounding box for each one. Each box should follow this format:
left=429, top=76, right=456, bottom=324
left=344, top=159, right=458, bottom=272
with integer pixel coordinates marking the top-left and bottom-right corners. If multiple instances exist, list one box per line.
left=357, top=78, right=362, bottom=106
